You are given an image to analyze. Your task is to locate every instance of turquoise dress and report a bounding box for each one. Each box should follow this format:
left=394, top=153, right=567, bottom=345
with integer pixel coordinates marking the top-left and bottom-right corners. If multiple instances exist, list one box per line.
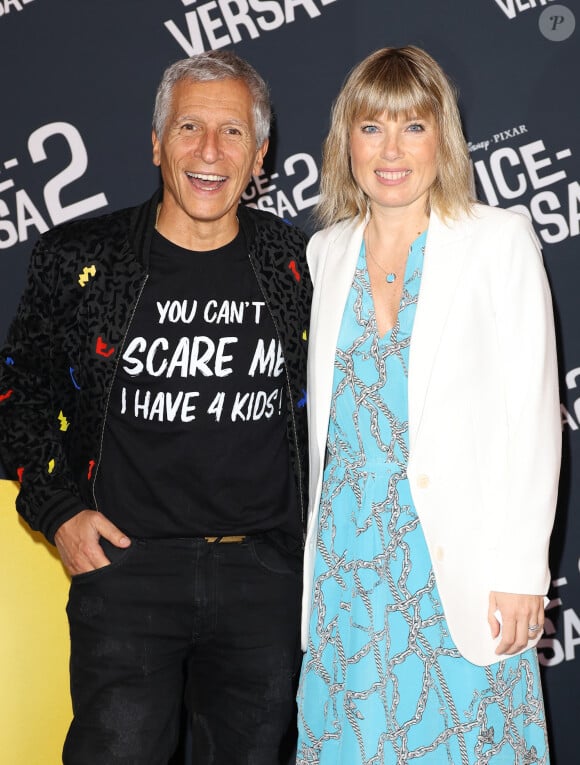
left=296, top=233, right=549, bottom=764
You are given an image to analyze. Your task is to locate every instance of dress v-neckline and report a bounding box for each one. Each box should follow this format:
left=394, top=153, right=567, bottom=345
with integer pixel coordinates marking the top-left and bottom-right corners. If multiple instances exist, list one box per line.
left=363, top=230, right=427, bottom=341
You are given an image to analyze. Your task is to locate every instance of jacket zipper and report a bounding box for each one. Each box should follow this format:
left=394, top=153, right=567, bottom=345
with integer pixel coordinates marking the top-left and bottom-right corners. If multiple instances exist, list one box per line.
left=91, top=272, right=149, bottom=512
left=246, top=252, right=306, bottom=540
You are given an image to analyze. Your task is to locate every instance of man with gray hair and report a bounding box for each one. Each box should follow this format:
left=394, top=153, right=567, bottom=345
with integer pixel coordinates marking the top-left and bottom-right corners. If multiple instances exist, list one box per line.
left=0, top=51, right=310, bottom=764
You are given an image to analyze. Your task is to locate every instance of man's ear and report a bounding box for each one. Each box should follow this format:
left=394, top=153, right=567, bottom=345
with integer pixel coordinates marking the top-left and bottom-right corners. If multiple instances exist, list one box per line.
left=152, top=129, right=161, bottom=167
left=252, top=139, right=269, bottom=175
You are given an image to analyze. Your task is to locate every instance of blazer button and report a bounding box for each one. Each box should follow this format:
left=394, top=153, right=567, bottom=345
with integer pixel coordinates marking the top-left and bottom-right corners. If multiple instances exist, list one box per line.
left=417, top=474, right=430, bottom=489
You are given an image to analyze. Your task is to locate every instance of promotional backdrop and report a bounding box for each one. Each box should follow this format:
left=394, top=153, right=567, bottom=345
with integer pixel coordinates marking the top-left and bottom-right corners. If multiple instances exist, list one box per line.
left=1, top=1, right=578, bottom=763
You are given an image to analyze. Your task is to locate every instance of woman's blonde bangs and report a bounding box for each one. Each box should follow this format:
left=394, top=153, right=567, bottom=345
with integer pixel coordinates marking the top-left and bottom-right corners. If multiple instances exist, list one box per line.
left=315, top=46, right=474, bottom=228
left=346, top=59, right=439, bottom=126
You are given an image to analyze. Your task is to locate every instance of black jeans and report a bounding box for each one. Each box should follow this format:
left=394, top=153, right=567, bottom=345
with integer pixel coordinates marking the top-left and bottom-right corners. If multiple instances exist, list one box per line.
left=62, top=536, right=302, bottom=765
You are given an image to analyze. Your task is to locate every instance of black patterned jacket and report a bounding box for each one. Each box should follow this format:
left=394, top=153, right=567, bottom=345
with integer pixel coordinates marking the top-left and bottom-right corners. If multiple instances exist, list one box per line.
left=0, top=190, right=311, bottom=544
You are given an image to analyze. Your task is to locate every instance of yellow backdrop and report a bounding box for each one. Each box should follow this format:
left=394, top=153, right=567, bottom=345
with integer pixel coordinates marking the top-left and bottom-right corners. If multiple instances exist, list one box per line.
left=0, top=479, right=71, bottom=764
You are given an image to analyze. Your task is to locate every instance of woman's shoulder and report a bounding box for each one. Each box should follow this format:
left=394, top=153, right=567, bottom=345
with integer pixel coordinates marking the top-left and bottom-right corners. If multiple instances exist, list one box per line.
left=431, top=204, right=538, bottom=258
left=306, top=217, right=364, bottom=280
left=309, top=217, right=363, bottom=250
left=438, top=203, right=543, bottom=276
left=456, top=202, right=534, bottom=235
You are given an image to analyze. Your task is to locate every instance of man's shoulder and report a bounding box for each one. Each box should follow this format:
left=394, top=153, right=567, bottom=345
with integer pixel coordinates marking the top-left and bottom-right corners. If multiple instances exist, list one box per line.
left=39, top=197, right=149, bottom=251
left=239, top=205, right=308, bottom=247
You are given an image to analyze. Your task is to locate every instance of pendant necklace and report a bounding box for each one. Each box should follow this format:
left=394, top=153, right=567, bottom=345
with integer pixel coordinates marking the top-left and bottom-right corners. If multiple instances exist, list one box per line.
left=365, top=225, right=422, bottom=284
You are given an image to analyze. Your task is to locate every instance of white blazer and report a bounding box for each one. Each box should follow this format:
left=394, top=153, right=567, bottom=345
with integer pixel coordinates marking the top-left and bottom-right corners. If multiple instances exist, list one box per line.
left=302, top=203, right=561, bottom=666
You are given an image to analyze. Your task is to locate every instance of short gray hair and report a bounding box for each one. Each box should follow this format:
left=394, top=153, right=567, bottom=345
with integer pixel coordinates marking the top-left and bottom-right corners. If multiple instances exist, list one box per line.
left=153, top=50, right=271, bottom=147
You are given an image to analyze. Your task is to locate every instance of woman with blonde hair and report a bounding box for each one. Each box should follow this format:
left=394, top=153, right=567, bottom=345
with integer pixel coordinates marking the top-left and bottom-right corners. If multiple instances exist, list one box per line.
left=296, top=46, right=559, bottom=764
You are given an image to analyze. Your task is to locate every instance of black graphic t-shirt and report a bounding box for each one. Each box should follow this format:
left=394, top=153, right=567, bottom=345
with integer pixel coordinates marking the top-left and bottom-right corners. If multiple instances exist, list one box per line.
left=95, top=229, right=296, bottom=538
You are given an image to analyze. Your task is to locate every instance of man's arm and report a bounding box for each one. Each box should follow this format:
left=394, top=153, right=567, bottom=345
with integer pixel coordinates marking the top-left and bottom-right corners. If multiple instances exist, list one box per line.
left=0, top=236, right=93, bottom=543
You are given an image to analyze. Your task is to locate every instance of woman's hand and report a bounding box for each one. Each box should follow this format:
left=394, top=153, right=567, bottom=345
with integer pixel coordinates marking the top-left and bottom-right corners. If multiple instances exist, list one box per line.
left=488, top=591, right=544, bottom=656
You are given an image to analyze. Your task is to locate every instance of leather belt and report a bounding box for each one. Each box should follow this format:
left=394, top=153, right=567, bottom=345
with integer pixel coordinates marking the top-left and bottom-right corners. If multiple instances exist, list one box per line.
left=204, top=535, right=247, bottom=543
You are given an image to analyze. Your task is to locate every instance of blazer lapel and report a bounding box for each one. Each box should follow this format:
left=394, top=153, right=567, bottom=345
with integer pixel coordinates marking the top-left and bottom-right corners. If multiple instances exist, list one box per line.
left=310, top=218, right=366, bottom=459
left=408, top=210, right=470, bottom=449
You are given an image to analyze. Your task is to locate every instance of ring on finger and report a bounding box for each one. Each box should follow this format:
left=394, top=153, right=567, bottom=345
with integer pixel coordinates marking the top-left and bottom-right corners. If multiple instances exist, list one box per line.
left=528, top=624, right=542, bottom=632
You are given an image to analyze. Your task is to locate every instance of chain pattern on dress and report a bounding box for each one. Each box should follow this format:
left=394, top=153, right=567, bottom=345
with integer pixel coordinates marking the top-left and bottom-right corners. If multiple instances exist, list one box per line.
left=297, top=236, right=549, bottom=764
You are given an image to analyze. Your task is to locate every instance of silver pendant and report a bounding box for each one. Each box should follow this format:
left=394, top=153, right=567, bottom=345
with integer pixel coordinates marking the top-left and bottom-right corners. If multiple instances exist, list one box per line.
left=386, top=273, right=396, bottom=284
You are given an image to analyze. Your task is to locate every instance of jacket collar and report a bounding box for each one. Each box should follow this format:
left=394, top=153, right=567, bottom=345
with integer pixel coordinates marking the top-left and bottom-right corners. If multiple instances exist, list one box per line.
left=309, top=208, right=472, bottom=454
left=237, top=202, right=258, bottom=248
left=128, top=188, right=163, bottom=271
